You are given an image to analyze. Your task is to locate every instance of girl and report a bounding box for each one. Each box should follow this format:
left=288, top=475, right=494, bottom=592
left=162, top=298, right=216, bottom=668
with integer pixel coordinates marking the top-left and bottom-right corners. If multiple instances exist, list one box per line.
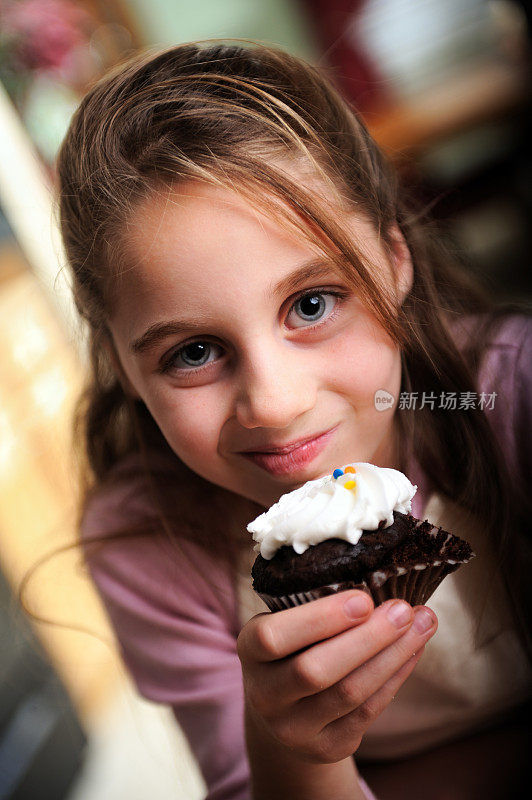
left=56, top=41, right=531, bottom=800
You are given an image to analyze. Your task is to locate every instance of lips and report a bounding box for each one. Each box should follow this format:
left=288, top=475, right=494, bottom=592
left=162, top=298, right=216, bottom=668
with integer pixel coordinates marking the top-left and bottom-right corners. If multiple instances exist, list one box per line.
left=239, top=427, right=337, bottom=476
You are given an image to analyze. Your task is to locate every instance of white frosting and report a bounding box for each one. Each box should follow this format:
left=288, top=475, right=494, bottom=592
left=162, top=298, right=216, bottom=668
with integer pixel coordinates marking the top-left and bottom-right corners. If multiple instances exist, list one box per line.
left=247, top=462, right=417, bottom=559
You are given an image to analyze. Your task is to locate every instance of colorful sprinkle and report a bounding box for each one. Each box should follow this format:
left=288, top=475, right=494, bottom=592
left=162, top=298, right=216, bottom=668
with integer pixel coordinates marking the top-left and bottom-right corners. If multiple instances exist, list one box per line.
left=343, top=480, right=356, bottom=490
left=344, top=466, right=356, bottom=474
left=332, top=468, right=344, bottom=479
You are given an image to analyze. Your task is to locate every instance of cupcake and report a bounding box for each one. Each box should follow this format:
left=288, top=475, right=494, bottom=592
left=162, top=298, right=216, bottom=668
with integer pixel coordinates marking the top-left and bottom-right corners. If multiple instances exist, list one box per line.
left=248, top=463, right=474, bottom=612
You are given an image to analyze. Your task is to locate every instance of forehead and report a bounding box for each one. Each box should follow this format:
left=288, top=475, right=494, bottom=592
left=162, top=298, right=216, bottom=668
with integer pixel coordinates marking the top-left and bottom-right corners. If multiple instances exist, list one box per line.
left=118, top=181, right=323, bottom=290
left=133, top=180, right=307, bottom=245
left=119, top=176, right=381, bottom=281
left=108, top=182, right=322, bottom=334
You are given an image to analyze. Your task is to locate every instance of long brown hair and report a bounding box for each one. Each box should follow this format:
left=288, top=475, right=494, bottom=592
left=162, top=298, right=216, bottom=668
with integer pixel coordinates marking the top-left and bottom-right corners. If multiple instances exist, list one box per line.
left=56, top=40, right=531, bottom=650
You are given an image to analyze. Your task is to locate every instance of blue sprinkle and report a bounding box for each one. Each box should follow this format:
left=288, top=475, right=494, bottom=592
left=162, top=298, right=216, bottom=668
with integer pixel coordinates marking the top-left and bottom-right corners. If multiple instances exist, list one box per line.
left=332, top=468, right=344, bottom=479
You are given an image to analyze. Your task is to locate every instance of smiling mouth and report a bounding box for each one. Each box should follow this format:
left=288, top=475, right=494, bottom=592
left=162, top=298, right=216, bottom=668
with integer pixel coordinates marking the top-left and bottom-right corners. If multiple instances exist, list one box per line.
left=242, top=430, right=328, bottom=455
left=239, top=427, right=338, bottom=475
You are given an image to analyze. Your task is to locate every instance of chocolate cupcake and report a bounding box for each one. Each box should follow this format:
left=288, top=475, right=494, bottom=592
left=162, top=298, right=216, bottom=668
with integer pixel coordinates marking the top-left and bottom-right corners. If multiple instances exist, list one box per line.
left=248, top=463, right=474, bottom=612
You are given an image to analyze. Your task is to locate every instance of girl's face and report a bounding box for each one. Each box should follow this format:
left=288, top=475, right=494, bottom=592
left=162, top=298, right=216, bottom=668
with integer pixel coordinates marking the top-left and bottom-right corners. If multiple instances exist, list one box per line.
left=108, top=181, right=412, bottom=507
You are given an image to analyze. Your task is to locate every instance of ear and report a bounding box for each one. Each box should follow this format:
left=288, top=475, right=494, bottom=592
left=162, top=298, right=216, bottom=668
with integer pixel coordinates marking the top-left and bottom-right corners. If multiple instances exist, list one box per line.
left=388, top=225, right=413, bottom=305
left=102, top=332, right=141, bottom=400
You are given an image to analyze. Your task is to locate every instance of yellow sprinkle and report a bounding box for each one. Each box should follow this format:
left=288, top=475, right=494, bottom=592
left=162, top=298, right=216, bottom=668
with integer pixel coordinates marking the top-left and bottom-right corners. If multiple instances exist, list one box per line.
left=344, top=466, right=356, bottom=474
left=343, top=480, right=356, bottom=490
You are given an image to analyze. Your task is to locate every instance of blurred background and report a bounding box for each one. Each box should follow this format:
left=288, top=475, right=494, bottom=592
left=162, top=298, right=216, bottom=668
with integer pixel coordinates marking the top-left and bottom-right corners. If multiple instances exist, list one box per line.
left=0, top=1, right=530, bottom=798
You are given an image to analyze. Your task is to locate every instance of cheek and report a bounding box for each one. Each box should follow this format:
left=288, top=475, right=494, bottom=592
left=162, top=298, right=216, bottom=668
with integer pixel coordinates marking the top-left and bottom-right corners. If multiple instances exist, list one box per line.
left=145, top=389, right=226, bottom=463
left=324, top=322, right=400, bottom=401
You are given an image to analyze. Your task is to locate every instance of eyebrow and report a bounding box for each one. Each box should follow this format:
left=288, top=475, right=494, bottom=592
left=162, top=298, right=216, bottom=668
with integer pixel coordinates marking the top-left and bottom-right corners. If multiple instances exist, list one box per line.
left=129, top=258, right=337, bottom=355
left=270, top=259, right=337, bottom=299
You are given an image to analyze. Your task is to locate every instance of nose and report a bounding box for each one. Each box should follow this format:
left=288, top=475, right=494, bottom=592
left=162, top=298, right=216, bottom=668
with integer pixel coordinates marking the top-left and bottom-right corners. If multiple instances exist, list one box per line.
left=235, top=343, right=317, bottom=430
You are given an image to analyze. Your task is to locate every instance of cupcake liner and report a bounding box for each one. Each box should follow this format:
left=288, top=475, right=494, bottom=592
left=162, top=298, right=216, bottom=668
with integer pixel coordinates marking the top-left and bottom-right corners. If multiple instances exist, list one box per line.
left=367, top=561, right=462, bottom=606
left=258, top=581, right=370, bottom=612
left=258, top=558, right=468, bottom=612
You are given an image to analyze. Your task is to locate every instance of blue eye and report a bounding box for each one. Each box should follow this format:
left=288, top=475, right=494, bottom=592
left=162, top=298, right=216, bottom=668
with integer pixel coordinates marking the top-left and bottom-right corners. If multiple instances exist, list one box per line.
left=287, top=292, right=338, bottom=328
left=163, top=340, right=223, bottom=373
left=181, top=342, right=211, bottom=366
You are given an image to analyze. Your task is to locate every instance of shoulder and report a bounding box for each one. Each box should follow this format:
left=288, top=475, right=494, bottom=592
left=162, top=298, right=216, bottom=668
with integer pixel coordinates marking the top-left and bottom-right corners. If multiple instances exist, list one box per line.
left=479, top=312, right=530, bottom=371
left=450, top=310, right=531, bottom=354
left=81, top=451, right=155, bottom=543
left=448, top=310, right=530, bottom=390
left=80, top=451, right=238, bottom=630
left=80, top=464, right=250, bottom=793
left=454, top=311, right=531, bottom=488
left=470, top=311, right=530, bottom=401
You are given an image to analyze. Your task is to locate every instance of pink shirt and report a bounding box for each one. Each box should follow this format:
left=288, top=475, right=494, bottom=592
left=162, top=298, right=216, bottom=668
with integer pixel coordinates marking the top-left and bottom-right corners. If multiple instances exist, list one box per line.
left=82, top=314, right=531, bottom=800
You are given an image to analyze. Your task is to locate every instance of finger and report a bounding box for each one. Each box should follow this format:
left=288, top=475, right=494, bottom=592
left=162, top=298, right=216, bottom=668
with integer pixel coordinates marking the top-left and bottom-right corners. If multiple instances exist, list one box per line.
left=295, top=606, right=437, bottom=731
left=286, top=600, right=416, bottom=696
left=252, top=598, right=416, bottom=706
left=238, top=590, right=373, bottom=664
left=317, top=647, right=426, bottom=762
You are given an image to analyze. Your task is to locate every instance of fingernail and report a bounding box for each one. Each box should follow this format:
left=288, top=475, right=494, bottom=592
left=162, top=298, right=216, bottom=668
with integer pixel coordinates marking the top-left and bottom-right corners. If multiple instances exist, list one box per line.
left=344, top=593, right=371, bottom=620
left=413, top=608, right=435, bottom=633
left=387, top=601, right=412, bottom=628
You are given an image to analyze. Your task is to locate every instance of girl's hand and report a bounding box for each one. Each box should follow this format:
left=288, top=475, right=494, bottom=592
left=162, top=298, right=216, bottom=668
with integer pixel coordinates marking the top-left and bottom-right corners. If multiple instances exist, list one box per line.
left=237, top=590, right=437, bottom=764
